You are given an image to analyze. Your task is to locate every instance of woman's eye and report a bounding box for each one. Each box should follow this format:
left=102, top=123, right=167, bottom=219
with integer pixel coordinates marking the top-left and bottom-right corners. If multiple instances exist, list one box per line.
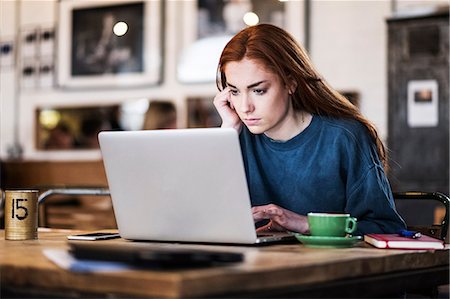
left=230, top=90, right=239, bottom=96
left=253, top=89, right=266, bottom=95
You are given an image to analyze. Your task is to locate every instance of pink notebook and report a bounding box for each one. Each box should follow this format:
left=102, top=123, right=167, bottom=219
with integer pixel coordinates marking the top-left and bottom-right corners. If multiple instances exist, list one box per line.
left=364, top=234, right=445, bottom=250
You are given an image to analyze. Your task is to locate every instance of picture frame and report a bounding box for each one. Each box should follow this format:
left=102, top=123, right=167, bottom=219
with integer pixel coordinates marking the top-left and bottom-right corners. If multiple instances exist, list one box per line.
left=177, top=0, right=301, bottom=84
left=21, top=27, right=39, bottom=58
left=187, top=96, right=221, bottom=128
left=407, top=80, right=439, bottom=128
left=0, top=39, right=15, bottom=68
left=36, top=104, right=122, bottom=150
left=197, top=0, right=286, bottom=39
left=57, top=0, right=161, bottom=88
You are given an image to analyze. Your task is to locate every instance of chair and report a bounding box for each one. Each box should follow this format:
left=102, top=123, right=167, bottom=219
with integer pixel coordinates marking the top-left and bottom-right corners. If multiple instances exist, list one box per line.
left=393, top=191, right=449, bottom=241
left=38, top=188, right=111, bottom=204
left=393, top=192, right=449, bottom=299
left=38, top=187, right=112, bottom=228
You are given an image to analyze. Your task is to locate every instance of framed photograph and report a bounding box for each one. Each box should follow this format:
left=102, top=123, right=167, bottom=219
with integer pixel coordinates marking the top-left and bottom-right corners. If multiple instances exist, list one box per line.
left=21, top=27, right=39, bottom=58
left=57, top=0, right=161, bottom=88
left=21, top=59, right=38, bottom=90
left=36, top=104, right=123, bottom=150
left=197, top=0, right=286, bottom=39
left=39, top=27, right=56, bottom=57
left=0, top=39, right=14, bottom=68
left=407, top=80, right=439, bottom=128
left=187, top=96, right=221, bottom=128
left=38, top=56, right=55, bottom=89
left=339, top=90, right=360, bottom=108
left=177, top=0, right=301, bottom=84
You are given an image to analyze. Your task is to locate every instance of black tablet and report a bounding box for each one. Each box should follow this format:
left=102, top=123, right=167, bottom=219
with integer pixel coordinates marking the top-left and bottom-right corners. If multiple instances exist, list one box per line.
left=68, top=241, right=244, bottom=268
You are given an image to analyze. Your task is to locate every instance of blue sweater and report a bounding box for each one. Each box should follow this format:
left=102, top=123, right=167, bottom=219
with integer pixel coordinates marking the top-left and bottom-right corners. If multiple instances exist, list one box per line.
left=239, top=115, right=406, bottom=235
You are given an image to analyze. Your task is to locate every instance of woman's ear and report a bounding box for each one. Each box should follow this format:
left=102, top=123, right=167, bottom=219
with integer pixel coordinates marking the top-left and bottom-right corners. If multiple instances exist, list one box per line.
left=287, top=76, right=298, bottom=95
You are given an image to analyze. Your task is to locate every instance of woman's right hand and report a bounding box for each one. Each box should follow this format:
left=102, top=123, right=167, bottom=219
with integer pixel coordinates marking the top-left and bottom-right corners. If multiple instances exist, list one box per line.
left=252, top=204, right=310, bottom=234
left=213, top=87, right=242, bottom=132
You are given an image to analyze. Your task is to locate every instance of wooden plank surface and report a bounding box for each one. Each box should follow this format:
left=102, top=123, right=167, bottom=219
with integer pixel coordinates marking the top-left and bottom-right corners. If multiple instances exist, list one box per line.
left=0, top=228, right=448, bottom=298
left=2, top=160, right=108, bottom=188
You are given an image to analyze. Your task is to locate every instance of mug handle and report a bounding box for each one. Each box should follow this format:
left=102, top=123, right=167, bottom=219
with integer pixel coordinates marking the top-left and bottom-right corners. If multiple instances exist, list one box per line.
left=0, top=188, right=4, bottom=209
left=345, top=217, right=357, bottom=234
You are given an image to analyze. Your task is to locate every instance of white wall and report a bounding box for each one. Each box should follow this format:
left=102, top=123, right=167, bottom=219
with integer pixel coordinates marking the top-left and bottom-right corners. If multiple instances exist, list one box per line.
left=1, top=0, right=218, bottom=160
left=310, top=0, right=391, bottom=141
left=309, top=0, right=448, bottom=143
left=0, top=0, right=303, bottom=161
left=0, top=0, right=446, bottom=161
left=0, top=0, right=20, bottom=159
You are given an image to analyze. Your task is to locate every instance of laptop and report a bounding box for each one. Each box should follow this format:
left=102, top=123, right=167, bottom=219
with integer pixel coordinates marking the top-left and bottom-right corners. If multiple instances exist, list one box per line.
left=98, top=128, right=295, bottom=245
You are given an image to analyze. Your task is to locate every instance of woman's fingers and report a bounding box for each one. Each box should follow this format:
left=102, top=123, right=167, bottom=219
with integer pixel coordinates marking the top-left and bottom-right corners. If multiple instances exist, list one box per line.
left=213, top=87, right=232, bottom=109
left=256, top=220, right=284, bottom=232
left=252, top=206, right=282, bottom=225
left=252, top=209, right=267, bottom=222
left=252, top=204, right=309, bottom=233
left=213, top=88, right=242, bottom=130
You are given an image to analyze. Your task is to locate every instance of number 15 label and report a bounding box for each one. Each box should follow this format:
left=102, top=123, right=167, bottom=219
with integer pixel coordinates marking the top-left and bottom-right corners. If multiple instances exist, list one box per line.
left=11, top=198, right=28, bottom=220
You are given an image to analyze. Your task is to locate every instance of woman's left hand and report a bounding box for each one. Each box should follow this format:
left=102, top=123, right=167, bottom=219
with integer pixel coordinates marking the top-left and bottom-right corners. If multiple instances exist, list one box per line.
left=252, top=204, right=309, bottom=234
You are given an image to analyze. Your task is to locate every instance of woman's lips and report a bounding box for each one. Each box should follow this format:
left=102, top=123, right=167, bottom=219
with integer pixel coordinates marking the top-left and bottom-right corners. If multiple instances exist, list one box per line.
left=244, top=118, right=261, bottom=126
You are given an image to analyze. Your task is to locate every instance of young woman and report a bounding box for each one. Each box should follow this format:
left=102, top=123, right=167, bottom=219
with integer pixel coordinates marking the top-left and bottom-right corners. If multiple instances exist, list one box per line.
left=213, top=24, right=405, bottom=235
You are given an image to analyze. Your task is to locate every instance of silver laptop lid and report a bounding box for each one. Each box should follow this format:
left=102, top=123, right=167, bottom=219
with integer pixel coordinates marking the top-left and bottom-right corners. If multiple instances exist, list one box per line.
left=98, top=128, right=258, bottom=244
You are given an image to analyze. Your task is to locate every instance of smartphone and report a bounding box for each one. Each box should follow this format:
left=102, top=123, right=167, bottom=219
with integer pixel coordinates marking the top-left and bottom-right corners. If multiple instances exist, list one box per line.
left=67, top=232, right=121, bottom=241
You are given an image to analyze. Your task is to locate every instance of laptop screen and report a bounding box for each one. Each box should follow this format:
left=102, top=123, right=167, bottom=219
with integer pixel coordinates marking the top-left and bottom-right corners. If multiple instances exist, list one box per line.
left=99, top=128, right=259, bottom=244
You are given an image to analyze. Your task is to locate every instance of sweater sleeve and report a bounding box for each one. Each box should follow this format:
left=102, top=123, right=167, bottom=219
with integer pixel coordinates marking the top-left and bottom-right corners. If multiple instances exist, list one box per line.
left=345, top=164, right=406, bottom=235
left=338, top=122, right=406, bottom=235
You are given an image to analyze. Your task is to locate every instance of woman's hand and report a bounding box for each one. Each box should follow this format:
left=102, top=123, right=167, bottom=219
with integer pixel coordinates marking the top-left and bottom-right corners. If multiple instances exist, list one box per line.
left=213, top=87, right=242, bottom=132
left=252, top=204, right=309, bottom=234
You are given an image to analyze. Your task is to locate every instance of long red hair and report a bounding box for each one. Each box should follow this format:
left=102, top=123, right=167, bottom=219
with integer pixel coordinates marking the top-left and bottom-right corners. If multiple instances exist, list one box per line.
left=216, top=24, right=387, bottom=169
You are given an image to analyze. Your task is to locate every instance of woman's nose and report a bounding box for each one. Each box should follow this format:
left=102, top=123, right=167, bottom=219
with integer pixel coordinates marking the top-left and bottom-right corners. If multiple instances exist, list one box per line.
left=240, top=94, right=254, bottom=113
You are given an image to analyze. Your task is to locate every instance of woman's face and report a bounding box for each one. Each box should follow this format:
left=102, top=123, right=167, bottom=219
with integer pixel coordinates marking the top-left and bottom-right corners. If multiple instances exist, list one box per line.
left=224, top=58, right=297, bottom=140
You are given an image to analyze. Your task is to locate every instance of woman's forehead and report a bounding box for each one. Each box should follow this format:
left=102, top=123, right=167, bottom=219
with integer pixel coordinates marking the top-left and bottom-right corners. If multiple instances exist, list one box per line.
left=225, top=58, right=267, bottom=71
left=225, top=58, right=279, bottom=85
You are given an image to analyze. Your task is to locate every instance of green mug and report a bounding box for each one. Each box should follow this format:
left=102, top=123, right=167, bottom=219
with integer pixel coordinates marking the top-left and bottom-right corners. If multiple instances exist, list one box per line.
left=307, top=212, right=357, bottom=237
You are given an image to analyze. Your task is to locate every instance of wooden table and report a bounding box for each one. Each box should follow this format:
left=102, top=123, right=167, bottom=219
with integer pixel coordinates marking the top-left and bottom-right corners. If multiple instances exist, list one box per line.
left=0, top=228, right=448, bottom=298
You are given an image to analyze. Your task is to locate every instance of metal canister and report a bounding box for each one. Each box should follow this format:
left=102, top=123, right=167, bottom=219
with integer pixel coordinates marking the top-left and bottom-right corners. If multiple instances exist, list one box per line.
left=4, top=190, right=39, bottom=240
